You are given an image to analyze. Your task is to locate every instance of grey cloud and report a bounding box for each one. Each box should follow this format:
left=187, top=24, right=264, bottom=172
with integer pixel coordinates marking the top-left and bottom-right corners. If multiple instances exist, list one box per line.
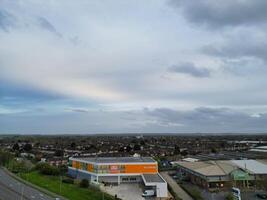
left=168, top=62, right=210, bottom=78
left=1, top=106, right=267, bottom=134
left=219, top=58, right=267, bottom=76
left=0, top=10, right=61, bottom=37
left=144, top=107, right=238, bottom=122
left=66, top=108, right=90, bottom=113
left=144, top=107, right=267, bottom=133
left=202, top=40, right=267, bottom=62
left=37, top=17, right=61, bottom=37
left=169, top=0, right=267, bottom=28
left=0, top=9, right=16, bottom=31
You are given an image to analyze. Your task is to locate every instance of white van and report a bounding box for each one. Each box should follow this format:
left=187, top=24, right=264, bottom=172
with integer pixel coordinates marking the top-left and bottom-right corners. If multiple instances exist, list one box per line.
left=142, top=190, right=155, bottom=197
left=232, top=187, right=241, bottom=200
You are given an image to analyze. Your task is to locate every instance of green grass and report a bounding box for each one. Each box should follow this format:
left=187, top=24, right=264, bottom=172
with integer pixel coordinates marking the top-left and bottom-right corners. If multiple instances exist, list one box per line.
left=19, top=171, right=114, bottom=200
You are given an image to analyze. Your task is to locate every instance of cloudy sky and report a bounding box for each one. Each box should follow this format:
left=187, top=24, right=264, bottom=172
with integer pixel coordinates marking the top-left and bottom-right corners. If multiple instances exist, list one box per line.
left=1, top=0, right=267, bottom=134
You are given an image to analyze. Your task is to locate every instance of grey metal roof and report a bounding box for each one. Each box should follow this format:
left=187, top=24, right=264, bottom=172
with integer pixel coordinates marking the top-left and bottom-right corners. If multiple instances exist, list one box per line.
left=142, top=173, right=165, bottom=183
left=72, top=157, right=156, bottom=163
left=231, top=160, right=267, bottom=174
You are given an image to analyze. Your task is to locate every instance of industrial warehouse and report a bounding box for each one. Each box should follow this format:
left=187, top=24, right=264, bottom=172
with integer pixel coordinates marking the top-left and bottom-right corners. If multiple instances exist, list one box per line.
left=68, top=157, right=168, bottom=198
left=174, top=159, right=267, bottom=190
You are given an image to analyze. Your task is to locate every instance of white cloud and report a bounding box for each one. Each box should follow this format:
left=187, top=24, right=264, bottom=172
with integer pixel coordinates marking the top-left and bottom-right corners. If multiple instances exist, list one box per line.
left=1, top=0, right=267, bottom=133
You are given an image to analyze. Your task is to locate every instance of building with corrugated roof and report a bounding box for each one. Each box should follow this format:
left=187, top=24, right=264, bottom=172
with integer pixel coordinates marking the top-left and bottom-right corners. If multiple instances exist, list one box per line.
left=174, top=159, right=267, bottom=190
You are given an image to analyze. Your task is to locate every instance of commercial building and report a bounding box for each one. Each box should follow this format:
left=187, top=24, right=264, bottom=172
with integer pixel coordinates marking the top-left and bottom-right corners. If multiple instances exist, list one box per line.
left=68, top=157, right=168, bottom=198
left=174, top=159, right=267, bottom=190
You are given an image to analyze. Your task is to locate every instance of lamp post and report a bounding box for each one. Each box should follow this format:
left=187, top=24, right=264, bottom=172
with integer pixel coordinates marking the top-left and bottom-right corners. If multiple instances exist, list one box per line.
left=60, top=175, right=62, bottom=194
left=20, top=185, right=24, bottom=200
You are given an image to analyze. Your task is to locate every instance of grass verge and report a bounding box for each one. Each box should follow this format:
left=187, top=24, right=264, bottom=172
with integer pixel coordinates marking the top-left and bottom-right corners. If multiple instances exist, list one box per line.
left=19, top=171, right=114, bottom=200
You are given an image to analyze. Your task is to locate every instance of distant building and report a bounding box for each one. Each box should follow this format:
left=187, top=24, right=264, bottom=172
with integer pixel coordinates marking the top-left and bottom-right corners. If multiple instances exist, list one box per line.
left=250, top=146, right=267, bottom=152
left=20, top=153, right=35, bottom=158
left=40, top=157, right=68, bottom=166
left=182, top=157, right=199, bottom=162
left=174, top=159, right=267, bottom=190
left=48, top=158, right=68, bottom=166
left=133, top=153, right=141, bottom=157
left=68, top=157, right=168, bottom=198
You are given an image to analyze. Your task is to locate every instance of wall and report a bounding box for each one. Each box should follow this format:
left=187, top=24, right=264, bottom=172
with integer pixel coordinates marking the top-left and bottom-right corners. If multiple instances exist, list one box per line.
left=97, top=176, right=142, bottom=183
left=98, top=176, right=119, bottom=183
left=156, top=183, right=168, bottom=198
left=67, top=167, right=92, bottom=180
left=70, top=160, right=158, bottom=174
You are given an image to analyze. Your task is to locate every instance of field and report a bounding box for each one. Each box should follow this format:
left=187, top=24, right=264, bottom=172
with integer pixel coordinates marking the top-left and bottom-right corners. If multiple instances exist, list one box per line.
left=19, top=171, right=114, bottom=200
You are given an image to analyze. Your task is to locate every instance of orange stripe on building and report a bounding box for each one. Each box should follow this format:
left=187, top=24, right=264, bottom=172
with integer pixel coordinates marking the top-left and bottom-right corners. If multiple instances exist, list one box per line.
left=125, top=164, right=158, bottom=174
left=72, top=161, right=82, bottom=169
left=87, top=164, right=93, bottom=172
left=71, top=160, right=158, bottom=174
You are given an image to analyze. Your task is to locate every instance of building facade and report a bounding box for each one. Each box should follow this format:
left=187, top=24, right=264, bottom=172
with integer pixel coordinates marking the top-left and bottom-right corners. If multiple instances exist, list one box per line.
left=68, top=157, right=167, bottom=198
left=174, top=159, right=267, bottom=191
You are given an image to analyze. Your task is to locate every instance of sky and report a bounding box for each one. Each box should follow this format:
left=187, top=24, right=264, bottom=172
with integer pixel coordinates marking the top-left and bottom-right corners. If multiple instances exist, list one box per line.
left=1, top=0, right=267, bottom=134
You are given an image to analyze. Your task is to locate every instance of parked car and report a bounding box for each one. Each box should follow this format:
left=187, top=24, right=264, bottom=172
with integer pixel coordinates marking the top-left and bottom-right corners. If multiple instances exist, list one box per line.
left=232, top=187, right=241, bottom=200
left=256, top=193, right=267, bottom=199
left=172, top=175, right=178, bottom=179
left=142, top=190, right=155, bottom=197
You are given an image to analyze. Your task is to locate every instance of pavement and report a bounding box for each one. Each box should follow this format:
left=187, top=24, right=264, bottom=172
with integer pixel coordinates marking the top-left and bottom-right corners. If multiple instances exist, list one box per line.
left=101, top=183, right=148, bottom=200
left=0, top=168, right=55, bottom=200
left=160, top=172, right=193, bottom=200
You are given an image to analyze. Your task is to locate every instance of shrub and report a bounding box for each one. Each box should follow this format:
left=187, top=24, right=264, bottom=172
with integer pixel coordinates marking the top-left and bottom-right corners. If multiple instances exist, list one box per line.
left=23, top=143, right=32, bottom=152
left=35, top=162, right=60, bottom=176
left=62, top=178, right=74, bottom=184
left=79, top=179, right=89, bottom=188
left=10, top=160, right=33, bottom=173
left=0, top=150, right=14, bottom=167
left=225, top=193, right=234, bottom=200
left=58, top=164, right=68, bottom=175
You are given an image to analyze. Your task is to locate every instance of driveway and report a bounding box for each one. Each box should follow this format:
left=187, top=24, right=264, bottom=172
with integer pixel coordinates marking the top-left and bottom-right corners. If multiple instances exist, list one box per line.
left=160, top=172, right=193, bottom=200
left=101, top=183, right=150, bottom=200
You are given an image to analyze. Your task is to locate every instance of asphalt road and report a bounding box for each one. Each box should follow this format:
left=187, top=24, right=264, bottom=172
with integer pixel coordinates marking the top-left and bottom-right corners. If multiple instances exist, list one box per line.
left=0, top=168, right=55, bottom=200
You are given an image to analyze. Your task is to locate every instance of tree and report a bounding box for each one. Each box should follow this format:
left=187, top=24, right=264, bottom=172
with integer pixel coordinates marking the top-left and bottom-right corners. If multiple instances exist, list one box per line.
left=211, top=147, right=217, bottom=154
left=174, top=145, right=180, bottom=155
left=10, top=160, right=33, bottom=173
left=79, top=179, right=89, bottom=188
left=70, top=142, right=76, bottom=149
left=23, top=143, right=32, bottom=152
left=181, top=150, right=188, bottom=157
left=35, top=163, right=60, bottom=176
left=58, top=165, right=68, bottom=175
left=225, top=193, right=234, bottom=200
left=125, top=145, right=132, bottom=152
left=133, top=144, right=141, bottom=151
left=54, top=149, right=64, bottom=157
left=140, top=140, right=145, bottom=146
left=0, top=151, right=13, bottom=166
left=12, top=143, right=20, bottom=151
